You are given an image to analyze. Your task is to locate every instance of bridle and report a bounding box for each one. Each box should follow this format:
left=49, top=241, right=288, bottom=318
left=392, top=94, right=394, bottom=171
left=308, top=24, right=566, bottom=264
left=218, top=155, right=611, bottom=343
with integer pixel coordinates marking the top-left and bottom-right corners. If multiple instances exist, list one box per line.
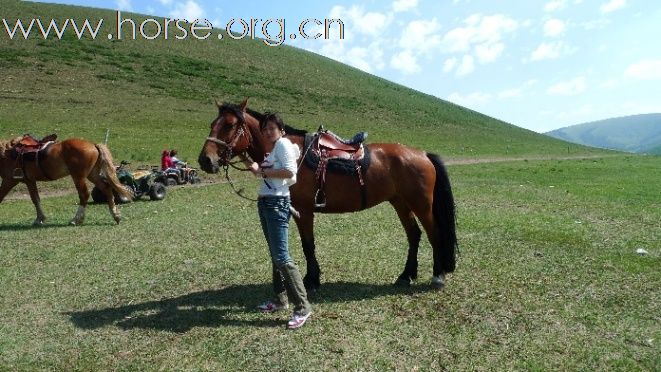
left=205, top=117, right=252, bottom=168
left=204, top=114, right=259, bottom=201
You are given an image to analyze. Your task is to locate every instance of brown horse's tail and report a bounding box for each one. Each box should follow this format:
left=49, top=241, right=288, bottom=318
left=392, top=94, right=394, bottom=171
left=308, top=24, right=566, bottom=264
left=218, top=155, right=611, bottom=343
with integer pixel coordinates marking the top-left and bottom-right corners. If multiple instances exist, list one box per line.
left=95, top=144, right=132, bottom=200
left=427, top=154, right=457, bottom=273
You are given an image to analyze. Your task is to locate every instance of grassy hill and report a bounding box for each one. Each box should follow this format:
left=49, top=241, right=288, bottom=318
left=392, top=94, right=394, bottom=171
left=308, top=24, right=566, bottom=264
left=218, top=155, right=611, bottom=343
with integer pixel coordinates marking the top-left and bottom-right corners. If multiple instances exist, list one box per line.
left=0, top=0, right=605, bottom=163
left=546, top=113, right=661, bottom=154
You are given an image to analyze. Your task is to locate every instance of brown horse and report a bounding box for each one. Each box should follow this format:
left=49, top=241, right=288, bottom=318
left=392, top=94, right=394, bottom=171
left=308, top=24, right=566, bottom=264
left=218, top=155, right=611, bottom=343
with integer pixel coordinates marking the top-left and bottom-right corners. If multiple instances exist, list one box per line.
left=198, top=99, right=457, bottom=290
left=0, top=137, right=131, bottom=225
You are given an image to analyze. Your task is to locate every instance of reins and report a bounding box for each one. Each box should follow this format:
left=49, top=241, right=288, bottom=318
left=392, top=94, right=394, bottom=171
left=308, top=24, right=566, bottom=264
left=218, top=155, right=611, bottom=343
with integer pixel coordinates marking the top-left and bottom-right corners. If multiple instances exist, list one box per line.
left=222, top=163, right=259, bottom=202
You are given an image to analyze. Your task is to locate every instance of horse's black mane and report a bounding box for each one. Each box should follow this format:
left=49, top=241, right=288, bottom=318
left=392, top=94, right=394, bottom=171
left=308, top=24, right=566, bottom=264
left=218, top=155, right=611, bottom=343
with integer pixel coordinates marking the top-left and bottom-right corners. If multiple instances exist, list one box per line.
left=219, top=103, right=308, bottom=137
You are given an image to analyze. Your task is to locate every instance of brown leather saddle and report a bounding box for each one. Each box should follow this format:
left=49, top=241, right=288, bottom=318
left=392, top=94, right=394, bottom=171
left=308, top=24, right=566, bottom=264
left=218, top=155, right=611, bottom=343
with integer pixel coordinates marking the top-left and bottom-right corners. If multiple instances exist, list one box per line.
left=311, top=127, right=367, bottom=209
left=11, top=134, right=57, bottom=179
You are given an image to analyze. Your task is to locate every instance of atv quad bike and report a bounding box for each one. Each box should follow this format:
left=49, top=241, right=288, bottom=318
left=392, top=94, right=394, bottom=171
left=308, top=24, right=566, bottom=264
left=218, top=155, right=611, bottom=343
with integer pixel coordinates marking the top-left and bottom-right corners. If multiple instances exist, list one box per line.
left=162, top=163, right=201, bottom=186
left=92, top=162, right=166, bottom=203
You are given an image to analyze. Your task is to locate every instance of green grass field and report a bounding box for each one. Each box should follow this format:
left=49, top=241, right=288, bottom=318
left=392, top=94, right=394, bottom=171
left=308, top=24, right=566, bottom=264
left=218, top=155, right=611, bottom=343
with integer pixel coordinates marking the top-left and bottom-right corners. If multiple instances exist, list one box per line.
left=1, top=0, right=659, bottom=370
left=1, top=156, right=659, bottom=370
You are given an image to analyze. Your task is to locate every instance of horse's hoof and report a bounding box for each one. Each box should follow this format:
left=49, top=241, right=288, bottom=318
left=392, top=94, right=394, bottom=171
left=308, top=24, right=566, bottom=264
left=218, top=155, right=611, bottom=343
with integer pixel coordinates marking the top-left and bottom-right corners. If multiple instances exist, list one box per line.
left=113, top=215, right=121, bottom=224
left=306, top=286, right=318, bottom=297
left=32, top=220, right=45, bottom=226
left=431, top=274, right=446, bottom=290
left=303, top=279, right=319, bottom=296
left=394, top=277, right=412, bottom=287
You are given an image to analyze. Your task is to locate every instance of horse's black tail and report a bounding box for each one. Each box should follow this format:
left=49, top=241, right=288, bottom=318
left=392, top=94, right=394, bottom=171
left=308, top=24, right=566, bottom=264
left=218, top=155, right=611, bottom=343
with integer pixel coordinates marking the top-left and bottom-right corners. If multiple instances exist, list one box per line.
left=427, top=154, right=457, bottom=274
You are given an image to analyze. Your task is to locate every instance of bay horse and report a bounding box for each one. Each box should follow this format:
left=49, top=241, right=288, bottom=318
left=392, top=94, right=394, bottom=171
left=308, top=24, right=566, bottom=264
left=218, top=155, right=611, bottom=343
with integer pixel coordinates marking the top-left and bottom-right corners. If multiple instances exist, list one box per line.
left=0, top=137, right=131, bottom=225
left=198, top=99, right=457, bottom=290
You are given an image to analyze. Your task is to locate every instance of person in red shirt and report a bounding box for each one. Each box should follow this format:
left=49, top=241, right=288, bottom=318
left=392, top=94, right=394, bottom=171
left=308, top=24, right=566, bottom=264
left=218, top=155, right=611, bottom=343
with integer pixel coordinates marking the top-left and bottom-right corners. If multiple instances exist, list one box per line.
left=161, top=150, right=173, bottom=170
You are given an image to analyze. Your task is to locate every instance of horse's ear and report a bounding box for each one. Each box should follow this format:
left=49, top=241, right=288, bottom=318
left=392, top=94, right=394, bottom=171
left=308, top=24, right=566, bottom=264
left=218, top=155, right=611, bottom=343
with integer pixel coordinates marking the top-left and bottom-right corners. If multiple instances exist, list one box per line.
left=214, top=98, right=222, bottom=108
left=239, top=97, right=250, bottom=112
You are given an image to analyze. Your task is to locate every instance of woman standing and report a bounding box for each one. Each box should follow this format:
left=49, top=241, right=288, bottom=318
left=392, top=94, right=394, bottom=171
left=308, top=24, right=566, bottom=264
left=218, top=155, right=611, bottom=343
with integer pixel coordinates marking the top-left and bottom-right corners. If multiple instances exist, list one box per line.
left=244, top=113, right=312, bottom=329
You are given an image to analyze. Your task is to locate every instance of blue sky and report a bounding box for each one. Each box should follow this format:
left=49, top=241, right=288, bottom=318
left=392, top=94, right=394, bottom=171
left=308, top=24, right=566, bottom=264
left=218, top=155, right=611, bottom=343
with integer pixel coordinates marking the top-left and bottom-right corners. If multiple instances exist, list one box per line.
left=39, top=0, right=661, bottom=132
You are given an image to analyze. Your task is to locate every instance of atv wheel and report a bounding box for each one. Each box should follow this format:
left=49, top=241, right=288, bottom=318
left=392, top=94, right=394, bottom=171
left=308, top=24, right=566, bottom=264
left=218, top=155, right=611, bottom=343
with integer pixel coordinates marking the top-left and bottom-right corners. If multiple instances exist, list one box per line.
left=149, top=182, right=166, bottom=201
left=189, top=171, right=201, bottom=184
left=166, top=177, right=177, bottom=187
left=114, top=186, right=134, bottom=204
left=91, top=187, right=107, bottom=203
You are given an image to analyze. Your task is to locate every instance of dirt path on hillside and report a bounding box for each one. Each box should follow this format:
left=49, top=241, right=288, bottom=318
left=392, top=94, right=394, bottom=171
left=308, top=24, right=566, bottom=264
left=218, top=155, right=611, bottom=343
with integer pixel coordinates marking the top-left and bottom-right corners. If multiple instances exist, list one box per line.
left=443, top=154, right=620, bottom=165
left=3, top=154, right=626, bottom=201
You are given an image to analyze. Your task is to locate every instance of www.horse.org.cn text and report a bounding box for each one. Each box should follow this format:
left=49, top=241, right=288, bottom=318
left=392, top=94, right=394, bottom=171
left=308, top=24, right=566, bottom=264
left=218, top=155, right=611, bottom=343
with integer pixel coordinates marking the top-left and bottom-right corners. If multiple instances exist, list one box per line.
left=1, top=10, right=345, bottom=46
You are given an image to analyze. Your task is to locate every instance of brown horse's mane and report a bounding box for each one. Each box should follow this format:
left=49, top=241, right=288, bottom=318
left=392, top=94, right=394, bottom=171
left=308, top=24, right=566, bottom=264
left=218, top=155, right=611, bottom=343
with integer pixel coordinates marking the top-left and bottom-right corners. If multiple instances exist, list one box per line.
left=219, top=103, right=309, bottom=138
left=0, top=137, right=20, bottom=159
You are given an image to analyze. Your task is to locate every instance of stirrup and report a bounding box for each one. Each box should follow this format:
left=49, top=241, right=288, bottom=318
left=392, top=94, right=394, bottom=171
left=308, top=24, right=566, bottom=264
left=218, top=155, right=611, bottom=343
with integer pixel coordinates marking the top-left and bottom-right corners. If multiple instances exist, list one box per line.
left=314, top=189, right=326, bottom=208
left=12, top=168, right=24, bottom=180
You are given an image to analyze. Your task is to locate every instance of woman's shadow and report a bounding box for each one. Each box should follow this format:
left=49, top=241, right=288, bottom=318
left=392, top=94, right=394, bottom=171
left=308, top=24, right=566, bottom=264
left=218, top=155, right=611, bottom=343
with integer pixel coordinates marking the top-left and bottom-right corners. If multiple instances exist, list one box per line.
left=65, top=282, right=428, bottom=332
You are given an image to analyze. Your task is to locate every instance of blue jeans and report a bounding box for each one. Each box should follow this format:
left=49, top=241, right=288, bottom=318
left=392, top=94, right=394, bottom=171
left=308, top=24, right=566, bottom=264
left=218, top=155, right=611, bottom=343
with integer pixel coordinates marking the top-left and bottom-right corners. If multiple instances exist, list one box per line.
left=258, top=196, right=292, bottom=267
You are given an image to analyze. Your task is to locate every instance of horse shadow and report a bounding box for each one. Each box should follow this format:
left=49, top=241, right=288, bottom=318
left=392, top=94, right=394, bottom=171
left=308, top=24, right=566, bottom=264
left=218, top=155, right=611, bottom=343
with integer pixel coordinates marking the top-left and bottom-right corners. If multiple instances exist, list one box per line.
left=65, top=282, right=429, bottom=333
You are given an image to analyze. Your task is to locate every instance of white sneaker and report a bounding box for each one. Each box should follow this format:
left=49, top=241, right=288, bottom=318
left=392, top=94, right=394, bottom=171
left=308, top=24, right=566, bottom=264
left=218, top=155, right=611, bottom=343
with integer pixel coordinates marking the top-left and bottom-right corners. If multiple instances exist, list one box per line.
left=256, top=300, right=288, bottom=313
left=286, top=312, right=311, bottom=329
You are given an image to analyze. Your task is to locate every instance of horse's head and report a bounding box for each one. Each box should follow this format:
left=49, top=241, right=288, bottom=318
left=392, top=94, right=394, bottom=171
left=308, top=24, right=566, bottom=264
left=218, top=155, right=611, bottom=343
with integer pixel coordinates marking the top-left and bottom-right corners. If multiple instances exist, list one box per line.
left=198, top=98, right=255, bottom=174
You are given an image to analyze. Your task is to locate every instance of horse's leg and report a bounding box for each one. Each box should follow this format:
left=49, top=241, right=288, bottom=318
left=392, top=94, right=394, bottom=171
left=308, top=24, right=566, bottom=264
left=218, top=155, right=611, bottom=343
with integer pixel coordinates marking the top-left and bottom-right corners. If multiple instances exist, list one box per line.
left=87, top=173, right=121, bottom=224
left=411, top=206, right=446, bottom=289
left=390, top=197, right=422, bottom=286
left=70, top=176, right=90, bottom=225
left=293, top=210, right=321, bottom=293
left=0, top=178, right=19, bottom=203
left=24, top=180, right=47, bottom=225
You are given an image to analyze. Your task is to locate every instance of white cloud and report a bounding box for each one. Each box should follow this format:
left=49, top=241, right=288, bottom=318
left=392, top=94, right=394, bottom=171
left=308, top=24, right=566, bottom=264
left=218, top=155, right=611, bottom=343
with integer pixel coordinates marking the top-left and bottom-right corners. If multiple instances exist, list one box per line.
left=581, top=19, right=611, bottom=30
left=345, top=48, right=373, bottom=72
left=474, top=42, right=504, bottom=64
left=158, top=0, right=172, bottom=5
left=399, top=18, right=442, bottom=53
left=498, top=88, right=523, bottom=99
left=600, top=0, right=627, bottom=13
left=317, top=40, right=386, bottom=74
left=441, top=14, right=518, bottom=54
left=439, top=14, right=517, bottom=73
left=169, top=0, right=204, bottom=21
left=547, top=76, right=586, bottom=95
left=447, top=91, right=492, bottom=107
left=624, top=59, right=661, bottom=80
left=392, top=0, right=418, bottom=13
left=390, top=18, right=441, bottom=75
left=544, top=0, right=566, bottom=12
left=498, top=79, right=537, bottom=99
left=391, top=50, right=421, bottom=74
left=600, top=79, right=619, bottom=89
left=529, top=41, right=576, bottom=61
left=116, top=0, right=132, bottom=11
left=456, top=55, right=475, bottom=77
left=544, top=19, right=566, bottom=37
left=443, top=57, right=458, bottom=73
left=330, top=6, right=392, bottom=37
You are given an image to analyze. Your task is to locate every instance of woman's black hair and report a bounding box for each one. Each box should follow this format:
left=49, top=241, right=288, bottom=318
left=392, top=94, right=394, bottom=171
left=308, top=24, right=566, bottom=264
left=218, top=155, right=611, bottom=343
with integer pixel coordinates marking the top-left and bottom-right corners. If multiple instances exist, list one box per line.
left=260, top=112, right=285, bottom=131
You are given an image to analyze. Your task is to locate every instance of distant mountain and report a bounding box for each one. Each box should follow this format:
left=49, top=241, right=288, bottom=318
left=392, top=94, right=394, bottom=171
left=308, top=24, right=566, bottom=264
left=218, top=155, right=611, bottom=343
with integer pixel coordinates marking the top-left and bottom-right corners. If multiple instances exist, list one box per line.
left=546, top=114, right=661, bottom=154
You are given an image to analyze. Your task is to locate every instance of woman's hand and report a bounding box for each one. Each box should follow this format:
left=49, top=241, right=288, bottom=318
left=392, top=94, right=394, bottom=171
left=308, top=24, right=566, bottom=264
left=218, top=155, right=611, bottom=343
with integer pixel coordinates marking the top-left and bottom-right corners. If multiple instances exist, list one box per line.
left=247, top=162, right=261, bottom=176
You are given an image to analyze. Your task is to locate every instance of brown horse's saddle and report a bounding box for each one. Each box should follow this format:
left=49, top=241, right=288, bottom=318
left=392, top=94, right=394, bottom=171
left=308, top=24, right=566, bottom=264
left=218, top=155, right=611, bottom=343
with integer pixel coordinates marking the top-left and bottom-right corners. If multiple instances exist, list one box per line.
left=10, top=134, right=57, bottom=179
left=306, top=127, right=369, bottom=209
left=316, top=131, right=366, bottom=160
left=12, top=134, right=57, bottom=155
